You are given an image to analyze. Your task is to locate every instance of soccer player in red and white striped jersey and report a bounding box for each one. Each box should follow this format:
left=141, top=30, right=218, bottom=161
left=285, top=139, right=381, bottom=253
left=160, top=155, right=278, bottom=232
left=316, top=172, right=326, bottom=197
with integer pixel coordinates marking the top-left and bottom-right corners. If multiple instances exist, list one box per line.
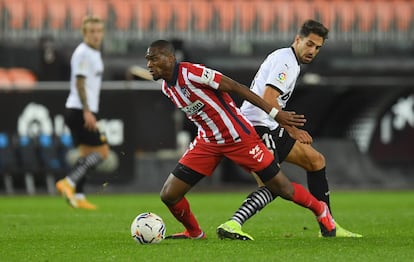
left=145, top=40, right=336, bottom=239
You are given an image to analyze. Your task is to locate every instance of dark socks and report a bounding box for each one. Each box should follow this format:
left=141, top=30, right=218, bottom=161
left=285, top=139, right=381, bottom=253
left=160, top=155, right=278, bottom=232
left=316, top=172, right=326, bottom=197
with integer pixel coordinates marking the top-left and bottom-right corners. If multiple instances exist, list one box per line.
left=306, top=167, right=331, bottom=214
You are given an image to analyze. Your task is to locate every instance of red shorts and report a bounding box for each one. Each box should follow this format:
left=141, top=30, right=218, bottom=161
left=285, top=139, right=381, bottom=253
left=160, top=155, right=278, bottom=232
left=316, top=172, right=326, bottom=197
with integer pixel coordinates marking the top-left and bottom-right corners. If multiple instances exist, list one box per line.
left=179, top=136, right=274, bottom=176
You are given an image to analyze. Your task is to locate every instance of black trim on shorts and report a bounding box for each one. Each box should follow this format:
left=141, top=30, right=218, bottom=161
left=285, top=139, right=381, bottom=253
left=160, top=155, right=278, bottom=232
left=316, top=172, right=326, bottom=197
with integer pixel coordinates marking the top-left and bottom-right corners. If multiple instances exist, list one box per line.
left=274, top=126, right=296, bottom=162
left=172, top=163, right=204, bottom=186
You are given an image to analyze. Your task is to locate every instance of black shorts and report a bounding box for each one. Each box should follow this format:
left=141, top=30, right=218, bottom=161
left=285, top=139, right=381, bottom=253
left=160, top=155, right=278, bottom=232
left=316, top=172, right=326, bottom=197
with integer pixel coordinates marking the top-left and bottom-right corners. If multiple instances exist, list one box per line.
left=64, top=108, right=107, bottom=147
left=254, top=126, right=295, bottom=163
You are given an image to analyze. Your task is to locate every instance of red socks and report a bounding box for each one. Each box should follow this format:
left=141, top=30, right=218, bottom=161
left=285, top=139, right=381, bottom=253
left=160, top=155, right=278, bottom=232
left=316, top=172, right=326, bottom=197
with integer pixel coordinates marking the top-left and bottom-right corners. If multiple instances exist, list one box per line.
left=167, top=197, right=202, bottom=236
left=291, top=182, right=324, bottom=216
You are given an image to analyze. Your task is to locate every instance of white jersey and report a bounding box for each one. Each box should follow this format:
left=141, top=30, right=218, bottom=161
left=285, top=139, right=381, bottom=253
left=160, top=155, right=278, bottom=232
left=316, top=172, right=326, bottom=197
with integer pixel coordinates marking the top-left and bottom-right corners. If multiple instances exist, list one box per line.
left=65, top=42, right=104, bottom=113
left=240, top=47, right=300, bottom=130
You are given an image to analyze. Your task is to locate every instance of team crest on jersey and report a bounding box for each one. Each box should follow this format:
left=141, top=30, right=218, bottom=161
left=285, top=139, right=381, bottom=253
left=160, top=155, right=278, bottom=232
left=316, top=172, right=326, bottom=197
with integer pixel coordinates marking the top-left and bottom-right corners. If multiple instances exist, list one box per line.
left=181, top=100, right=205, bottom=115
left=180, top=86, right=191, bottom=98
left=200, top=68, right=214, bottom=85
left=276, top=72, right=287, bottom=83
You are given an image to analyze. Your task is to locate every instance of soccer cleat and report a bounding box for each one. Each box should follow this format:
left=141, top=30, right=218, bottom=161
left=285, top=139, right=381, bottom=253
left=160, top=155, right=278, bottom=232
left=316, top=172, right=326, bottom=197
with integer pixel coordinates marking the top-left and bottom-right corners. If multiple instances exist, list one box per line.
left=56, top=178, right=76, bottom=207
left=165, top=230, right=206, bottom=240
left=73, top=198, right=97, bottom=210
left=318, top=221, right=363, bottom=238
left=317, top=201, right=336, bottom=237
left=216, top=220, right=254, bottom=241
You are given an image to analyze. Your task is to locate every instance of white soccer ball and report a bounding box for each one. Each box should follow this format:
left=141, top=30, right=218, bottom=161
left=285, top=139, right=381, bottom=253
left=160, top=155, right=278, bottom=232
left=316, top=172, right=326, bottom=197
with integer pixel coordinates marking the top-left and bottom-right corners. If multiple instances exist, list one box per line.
left=131, top=212, right=166, bottom=244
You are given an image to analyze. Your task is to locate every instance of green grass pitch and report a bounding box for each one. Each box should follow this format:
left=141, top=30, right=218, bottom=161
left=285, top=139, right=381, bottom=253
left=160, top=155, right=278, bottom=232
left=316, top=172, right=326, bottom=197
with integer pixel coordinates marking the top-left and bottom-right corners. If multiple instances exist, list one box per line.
left=1, top=191, right=413, bottom=261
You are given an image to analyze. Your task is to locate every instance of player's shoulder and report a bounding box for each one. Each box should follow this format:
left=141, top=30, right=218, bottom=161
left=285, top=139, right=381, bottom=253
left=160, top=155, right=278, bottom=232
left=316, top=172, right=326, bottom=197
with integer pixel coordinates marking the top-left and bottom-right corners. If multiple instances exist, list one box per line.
left=268, top=47, right=293, bottom=60
left=181, top=62, right=209, bottom=77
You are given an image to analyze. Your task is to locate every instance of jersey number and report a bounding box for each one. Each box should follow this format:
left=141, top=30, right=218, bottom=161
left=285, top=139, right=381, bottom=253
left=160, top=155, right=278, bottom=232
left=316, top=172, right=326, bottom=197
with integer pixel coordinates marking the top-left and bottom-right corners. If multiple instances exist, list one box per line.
left=262, top=132, right=275, bottom=154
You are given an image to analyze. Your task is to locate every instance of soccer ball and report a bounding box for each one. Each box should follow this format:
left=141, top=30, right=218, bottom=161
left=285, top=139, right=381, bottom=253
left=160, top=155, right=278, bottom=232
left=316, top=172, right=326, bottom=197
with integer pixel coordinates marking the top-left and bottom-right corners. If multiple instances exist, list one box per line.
left=131, top=212, right=166, bottom=244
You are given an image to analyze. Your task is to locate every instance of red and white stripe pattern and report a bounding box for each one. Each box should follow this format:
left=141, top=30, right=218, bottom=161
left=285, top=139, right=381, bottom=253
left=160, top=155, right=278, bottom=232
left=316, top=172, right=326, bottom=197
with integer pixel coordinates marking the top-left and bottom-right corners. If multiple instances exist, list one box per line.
left=162, top=62, right=254, bottom=144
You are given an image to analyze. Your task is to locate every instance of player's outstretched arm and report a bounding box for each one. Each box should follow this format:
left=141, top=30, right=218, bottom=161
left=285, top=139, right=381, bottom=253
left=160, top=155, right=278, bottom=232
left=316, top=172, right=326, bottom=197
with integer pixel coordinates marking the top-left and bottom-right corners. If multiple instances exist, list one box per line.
left=218, top=75, right=306, bottom=127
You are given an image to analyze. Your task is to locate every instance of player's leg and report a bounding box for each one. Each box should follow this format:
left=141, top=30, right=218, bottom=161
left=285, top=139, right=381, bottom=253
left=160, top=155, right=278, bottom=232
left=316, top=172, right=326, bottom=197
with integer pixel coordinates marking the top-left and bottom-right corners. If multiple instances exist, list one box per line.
left=216, top=172, right=270, bottom=240
left=218, top=138, right=335, bottom=239
left=161, top=163, right=206, bottom=239
left=285, top=140, right=362, bottom=237
left=284, top=141, right=330, bottom=210
left=217, top=127, right=279, bottom=239
left=257, top=162, right=336, bottom=237
left=56, top=109, right=108, bottom=209
left=56, top=144, right=108, bottom=209
left=163, top=139, right=220, bottom=239
left=217, top=128, right=280, bottom=239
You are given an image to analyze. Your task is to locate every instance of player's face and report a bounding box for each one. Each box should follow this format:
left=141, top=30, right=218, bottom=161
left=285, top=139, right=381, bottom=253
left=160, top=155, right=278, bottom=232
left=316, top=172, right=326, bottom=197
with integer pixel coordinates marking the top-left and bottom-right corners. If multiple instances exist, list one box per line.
left=145, top=47, right=174, bottom=81
left=83, top=22, right=104, bottom=50
left=294, top=33, right=324, bottom=64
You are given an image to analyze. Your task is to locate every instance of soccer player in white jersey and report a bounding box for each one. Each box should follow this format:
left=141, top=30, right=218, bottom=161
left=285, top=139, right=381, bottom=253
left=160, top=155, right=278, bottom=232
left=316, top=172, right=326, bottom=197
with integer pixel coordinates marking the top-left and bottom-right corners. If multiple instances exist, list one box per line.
left=145, top=39, right=337, bottom=239
left=217, top=19, right=362, bottom=239
left=56, top=16, right=108, bottom=210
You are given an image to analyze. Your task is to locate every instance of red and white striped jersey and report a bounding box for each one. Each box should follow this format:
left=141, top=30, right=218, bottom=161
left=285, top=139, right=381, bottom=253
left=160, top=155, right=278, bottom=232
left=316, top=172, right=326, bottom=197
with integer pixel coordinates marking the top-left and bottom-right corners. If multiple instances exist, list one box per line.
left=161, top=62, right=256, bottom=144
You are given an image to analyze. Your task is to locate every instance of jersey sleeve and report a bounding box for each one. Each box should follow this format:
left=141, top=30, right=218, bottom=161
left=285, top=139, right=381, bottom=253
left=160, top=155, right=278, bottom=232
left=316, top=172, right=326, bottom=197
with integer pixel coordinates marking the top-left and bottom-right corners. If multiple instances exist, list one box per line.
left=265, top=60, right=290, bottom=95
left=72, top=51, right=89, bottom=77
left=187, top=64, right=223, bottom=90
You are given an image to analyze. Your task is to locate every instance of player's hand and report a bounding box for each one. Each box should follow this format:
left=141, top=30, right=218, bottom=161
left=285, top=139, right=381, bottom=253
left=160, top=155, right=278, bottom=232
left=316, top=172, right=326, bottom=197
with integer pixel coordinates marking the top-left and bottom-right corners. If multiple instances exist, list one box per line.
left=275, top=110, right=306, bottom=127
left=289, top=128, right=313, bottom=144
left=83, top=110, right=98, bottom=131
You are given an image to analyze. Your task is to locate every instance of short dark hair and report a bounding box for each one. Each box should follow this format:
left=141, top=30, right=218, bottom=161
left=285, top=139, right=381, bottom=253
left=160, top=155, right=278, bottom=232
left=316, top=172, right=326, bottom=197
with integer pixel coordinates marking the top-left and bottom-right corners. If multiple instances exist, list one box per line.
left=299, top=19, right=329, bottom=40
left=150, top=40, right=176, bottom=55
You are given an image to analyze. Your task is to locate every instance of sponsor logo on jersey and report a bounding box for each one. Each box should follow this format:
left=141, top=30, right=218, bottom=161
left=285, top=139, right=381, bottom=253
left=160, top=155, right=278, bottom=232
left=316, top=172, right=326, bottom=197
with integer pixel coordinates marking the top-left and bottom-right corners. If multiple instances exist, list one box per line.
left=182, top=100, right=205, bottom=115
left=276, top=72, right=287, bottom=83
left=249, top=144, right=265, bottom=162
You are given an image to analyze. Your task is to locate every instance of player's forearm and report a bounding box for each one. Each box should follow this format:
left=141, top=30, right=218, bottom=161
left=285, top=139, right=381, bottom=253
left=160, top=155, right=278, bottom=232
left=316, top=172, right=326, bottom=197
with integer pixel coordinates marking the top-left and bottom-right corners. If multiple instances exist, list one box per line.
left=76, top=77, right=90, bottom=111
left=223, top=77, right=273, bottom=115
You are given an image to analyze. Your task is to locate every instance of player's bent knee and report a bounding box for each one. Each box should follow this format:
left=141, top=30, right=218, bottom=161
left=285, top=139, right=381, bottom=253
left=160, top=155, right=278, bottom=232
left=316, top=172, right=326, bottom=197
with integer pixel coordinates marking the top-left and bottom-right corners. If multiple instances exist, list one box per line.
left=160, top=181, right=180, bottom=205
left=308, top=151, right=325, bottom=170
left=255, top=160, right=280, bottom=183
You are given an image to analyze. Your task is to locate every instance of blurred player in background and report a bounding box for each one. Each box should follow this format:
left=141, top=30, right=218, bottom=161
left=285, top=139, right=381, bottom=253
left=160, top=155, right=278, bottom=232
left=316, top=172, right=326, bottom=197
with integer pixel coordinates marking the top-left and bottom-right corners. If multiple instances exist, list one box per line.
left=145, top=39, right=337, bottom=239
left=217, top=19, right=362, bottom=239
left=56, top=16, right=108, bottom=210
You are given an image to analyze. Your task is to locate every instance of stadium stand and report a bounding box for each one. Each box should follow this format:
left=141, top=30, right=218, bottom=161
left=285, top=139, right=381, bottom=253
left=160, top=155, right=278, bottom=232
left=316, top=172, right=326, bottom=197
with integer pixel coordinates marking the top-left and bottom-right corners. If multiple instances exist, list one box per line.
left=110, top=0, right=133, bottom=30
left=213, top=0, right=236, bottom=32
left=26, top=0, right=46, bottom=30
left=171, top=0, right=191, bottom=32
left=394, top=0, right=413, bottom=31
left=238, top=0, right=256, bottom=33
left=68, top=0, right=89, bottom=30
left=153, top=0, right=173, bottom=32
left=375, top=0, right=395, bottom=32
left=2, top=0, right=25, bottom=29
left=191, top=0, right=213, bottom=31
left=45, top=0, right=68, bottom=30
left=89, top=0, right=110, bottom=22
left=255, top=0, right=276, bottom=32
left=1, top=0, right=414, bottom=42
left=0, top=68, right=12, bottom=89
left=7, top=68, right=37, bottom=89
